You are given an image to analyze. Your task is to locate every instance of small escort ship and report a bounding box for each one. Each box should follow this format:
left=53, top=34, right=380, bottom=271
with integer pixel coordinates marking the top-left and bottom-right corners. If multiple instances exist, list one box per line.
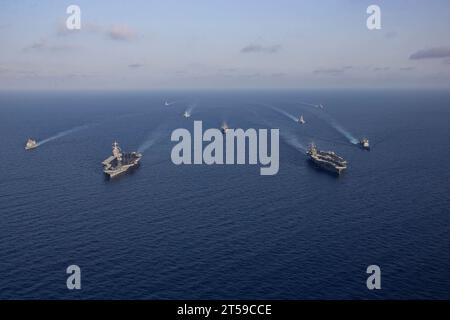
left=25, top=138, right=38, bottom=150
left=220, top=123, right=229, bottom=134
left=102, top=141, right=142, bottom=178
left=298, top=115, right=305, bottom=124
left=359, top=138, right=370, bottom=150
left=307, top=143, right=347, bottom=175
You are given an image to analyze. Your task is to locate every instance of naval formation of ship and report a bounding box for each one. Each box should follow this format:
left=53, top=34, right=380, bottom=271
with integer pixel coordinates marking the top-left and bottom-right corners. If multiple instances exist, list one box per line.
left=102, top=141, right=142, bottom=178
left=25, top=100, right=370, bottom=178
left=307, top=143, right=347, bottom=175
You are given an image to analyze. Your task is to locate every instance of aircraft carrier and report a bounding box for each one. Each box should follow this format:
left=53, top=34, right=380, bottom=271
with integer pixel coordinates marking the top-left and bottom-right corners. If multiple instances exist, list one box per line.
left=307, top=143, right=347, bottom=175
left=102, top=141, right=142, bottom=178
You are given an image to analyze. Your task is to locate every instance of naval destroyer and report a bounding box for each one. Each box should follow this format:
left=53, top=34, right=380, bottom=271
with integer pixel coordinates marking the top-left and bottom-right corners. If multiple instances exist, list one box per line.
left=25, top=138, right=38, bottom=150
left=298, top=115, right=305, bottom=124
left=221, top=123, right=229, bottom=134
left=359, top=138, right=370, bottom=150
left=307, top=143, right=347, bottom=175
left=102, top=141, right=142, bottom=178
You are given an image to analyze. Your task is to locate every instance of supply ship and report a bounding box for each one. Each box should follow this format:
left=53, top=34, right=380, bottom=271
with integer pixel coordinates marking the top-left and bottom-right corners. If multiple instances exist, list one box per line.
left=307, top=143, right=347, bottom=175
left=102, top=141, right=142, bottom=178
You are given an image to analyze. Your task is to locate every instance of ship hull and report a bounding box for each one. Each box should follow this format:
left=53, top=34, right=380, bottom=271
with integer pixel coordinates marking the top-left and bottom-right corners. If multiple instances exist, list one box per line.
left=104, top=161, right=141, bottom=179
left=308, top=158, right=345, bottom=175
left=102, top=149, right=142, bottom=179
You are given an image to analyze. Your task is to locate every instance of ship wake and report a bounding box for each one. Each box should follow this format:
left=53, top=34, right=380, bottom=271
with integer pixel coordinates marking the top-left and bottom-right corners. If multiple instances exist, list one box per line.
left=298, top=102, right=358, bottom=145
left=164, top=100, right=177, bottom=107
left=282, top=133, right=307, bottom=154
left=185, top=103, right=197, bottom=116
left=37, top=124, right=90, bottom=146
left=138, top=127, right=166, bottom=153
left=330, top=120, right=358, bottom=144
left=267, top=105, right=299, bottom=122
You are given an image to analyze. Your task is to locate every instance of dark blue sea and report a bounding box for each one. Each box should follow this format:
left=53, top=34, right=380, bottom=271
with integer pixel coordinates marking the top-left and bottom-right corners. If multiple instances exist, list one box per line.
left=0, top=90, right=449, bottom=299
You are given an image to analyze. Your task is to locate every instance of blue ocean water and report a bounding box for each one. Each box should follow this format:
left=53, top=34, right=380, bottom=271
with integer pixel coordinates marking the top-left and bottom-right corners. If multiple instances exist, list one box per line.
left=0, top=90, right=449, bottom=299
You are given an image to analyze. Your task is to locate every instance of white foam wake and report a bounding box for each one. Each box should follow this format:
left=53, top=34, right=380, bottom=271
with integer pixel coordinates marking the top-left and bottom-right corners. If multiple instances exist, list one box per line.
left=282, top=133, right=307, bottom=154
left=185, top=103, right=197, bottom=115
left=138, top=127, right=166, bottom=153
left=37, top=124, right=89, bottom=146
left=267, top=105, right=299, bottom=122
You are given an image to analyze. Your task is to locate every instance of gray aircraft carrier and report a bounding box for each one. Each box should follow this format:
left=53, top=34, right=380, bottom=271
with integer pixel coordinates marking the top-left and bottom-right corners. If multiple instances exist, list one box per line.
left=102, top=141, right=142, bottom=178
left=307, top=143, right=347, bottom=175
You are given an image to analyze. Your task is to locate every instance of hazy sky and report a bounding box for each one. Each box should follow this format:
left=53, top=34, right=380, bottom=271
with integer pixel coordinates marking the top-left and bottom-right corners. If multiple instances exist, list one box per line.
left=1, top=0, right=450, bottom=90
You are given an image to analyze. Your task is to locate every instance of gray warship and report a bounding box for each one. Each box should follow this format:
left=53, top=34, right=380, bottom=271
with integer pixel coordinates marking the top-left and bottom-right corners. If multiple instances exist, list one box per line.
left=102, top=141, right=142, bottom=178
left=298, top=115, right=305, bottom=124
left=359, top=138, right=370, bottom=150
left=307, top=143, right=347, bottom=175
left=25, top=138, right=38, bottom=150
left=220, top=123, right=229, bottom=134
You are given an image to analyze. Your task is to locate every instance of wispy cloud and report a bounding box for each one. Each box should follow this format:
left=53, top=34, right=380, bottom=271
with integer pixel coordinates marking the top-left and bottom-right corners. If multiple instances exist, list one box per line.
left=218, top=68, right=238, bottom=73
left=56, top=21, right=102, bottom=36
left=409, top=47, right=450, bottom=60
left=56, top=21, right=137, bottom=42
left=128, top=63, right=143, bottom=68
left=107, top=25, right=136, bottom=41
left=399, top=66, right=415, bottom=71
left=56, top=21, right=136, bottom=42
left=313, top=66, right=352, bottom=75
left=240, top=44, right=281, bottom=54
left=373, top=67, right=390, bottom=72
left=23, top=39, right=76, bottom=52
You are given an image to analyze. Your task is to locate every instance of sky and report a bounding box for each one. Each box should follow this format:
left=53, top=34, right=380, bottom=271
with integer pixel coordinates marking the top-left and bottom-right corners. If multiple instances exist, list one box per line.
left=1, top=0, right=450, bottom=90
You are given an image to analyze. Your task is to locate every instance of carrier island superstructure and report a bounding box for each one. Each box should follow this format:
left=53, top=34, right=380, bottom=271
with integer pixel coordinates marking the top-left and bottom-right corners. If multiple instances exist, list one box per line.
left=102, top=141, right=142, bottom=178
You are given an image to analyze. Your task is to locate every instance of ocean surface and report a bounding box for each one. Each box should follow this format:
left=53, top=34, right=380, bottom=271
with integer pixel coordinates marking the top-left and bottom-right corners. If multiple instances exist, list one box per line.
left=0, top=90, right=449, bottom=299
